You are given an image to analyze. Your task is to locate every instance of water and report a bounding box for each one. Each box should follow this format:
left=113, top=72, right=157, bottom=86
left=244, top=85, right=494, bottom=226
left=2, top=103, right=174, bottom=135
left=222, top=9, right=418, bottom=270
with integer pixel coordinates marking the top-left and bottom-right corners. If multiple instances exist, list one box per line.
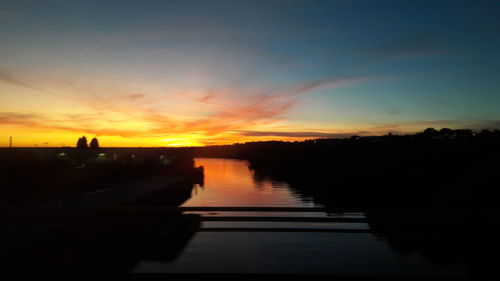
left=133, top=158, right=468, bottom=278
left=135, top=233, right=465, bottom=277
left=183, top=158, right=317, bottom=207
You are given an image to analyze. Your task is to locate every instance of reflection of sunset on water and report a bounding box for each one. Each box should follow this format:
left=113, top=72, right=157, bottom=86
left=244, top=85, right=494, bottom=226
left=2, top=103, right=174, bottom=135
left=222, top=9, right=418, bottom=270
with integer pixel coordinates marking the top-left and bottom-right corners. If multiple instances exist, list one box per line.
left=183, top=158, right=317, bottom=207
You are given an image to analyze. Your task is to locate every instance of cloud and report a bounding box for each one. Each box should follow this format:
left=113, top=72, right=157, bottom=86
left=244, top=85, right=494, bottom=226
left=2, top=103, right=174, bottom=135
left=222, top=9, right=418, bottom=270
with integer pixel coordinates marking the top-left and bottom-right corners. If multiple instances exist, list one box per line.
left=235, top=130, right=365, bottom=138
left=0, top=111, right=151, bottom=137
left=0, top=68, right=48, bottom=93
left=236, top=119, right=500, bottom=139
left=343, top=33, right=453, bottom=73
left=164, top=76, right=374, bottom=136
left=364, top=119, right=500, bottom=134
left=61, top=74, right=375, bottom=138
left=0, top=112, right=42, bottom=126
left=277, top=76, right=368, bottom=97
left=126, top=94, right=146, bottom=99
left=4, top=106, right=500, bottom=144
left=372, top=34, right=449, bottom=60
left=0, top=71, right=381, bottom=142
left=198, top=93, right=215, bottom=103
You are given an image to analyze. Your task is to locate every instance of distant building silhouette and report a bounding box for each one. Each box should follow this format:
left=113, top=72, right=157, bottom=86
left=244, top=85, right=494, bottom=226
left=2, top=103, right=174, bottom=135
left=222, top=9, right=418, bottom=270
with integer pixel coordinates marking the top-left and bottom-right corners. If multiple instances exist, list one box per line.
left=90, top=137, right=100, bottom=148
left=76, top=136, right=89, bottom=149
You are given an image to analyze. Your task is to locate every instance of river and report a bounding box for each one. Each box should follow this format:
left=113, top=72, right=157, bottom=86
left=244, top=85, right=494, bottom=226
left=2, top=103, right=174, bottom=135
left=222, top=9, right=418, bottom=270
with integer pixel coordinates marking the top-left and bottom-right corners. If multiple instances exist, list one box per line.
left=183, top=158, right=318, bottom=207
left=133, top=158, right=468, bottom=278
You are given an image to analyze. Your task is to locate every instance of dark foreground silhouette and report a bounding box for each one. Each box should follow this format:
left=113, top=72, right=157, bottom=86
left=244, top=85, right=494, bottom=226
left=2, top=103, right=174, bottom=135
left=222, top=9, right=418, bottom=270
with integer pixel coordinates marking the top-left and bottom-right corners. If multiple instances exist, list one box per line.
left=1, top=205, right=201, bottom=274
left=0, top=148, right=203, bottom=206
left=0, top=148, right=204, bottom=274
left=1, top=128, right=499, bottom=278
left=189, top=128, right=500, bottom=279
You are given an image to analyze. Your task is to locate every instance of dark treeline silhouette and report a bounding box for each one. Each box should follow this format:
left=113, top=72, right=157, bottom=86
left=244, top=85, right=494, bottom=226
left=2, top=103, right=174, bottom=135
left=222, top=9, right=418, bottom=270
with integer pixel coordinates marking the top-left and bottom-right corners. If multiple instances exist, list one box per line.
left=190, top=128, right=500, bottom=210
left=76, top=136, right=89, bottom=148
left=90, top=137, right=99, bottom=148
left=77, top=136, right=100, bottom=148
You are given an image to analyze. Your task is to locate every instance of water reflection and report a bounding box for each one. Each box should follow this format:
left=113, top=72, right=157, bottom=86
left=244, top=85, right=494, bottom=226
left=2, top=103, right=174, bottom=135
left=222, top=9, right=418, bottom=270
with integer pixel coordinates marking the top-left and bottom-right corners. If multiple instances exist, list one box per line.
left=183, top=158, right=318, bottom=207
left=137, top=158, right=470, bottom=279
left=365, top=210, right=500, bottom=279
left=134, top=232, right=466, bottom=278
left=3, top=157, right=482, bottom=278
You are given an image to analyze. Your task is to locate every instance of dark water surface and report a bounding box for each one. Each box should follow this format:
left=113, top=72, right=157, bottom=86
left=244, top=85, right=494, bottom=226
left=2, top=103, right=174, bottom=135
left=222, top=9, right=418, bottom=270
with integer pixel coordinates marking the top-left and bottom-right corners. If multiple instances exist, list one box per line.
left=133, top=158, right=468, bottom=278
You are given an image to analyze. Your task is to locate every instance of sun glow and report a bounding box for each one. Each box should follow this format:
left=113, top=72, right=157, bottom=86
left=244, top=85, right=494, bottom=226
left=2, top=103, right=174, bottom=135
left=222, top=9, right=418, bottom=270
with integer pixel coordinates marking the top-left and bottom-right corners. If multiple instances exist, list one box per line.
left=161, top=136, right=206, bottom=147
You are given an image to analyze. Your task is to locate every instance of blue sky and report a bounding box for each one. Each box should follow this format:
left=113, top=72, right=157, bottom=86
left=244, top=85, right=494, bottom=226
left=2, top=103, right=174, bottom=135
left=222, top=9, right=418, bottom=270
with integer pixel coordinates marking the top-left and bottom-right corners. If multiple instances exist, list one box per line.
left=1, top=0, right=499, bottom=146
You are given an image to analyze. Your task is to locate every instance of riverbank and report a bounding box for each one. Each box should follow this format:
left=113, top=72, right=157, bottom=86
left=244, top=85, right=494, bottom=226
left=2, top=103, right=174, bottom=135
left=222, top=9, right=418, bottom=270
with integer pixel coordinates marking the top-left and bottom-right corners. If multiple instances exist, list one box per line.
left=0, top=151, right=203, bottom=273
left=189, top=129, right=500, bottom=211
left=0, top=147, right=203, bottom=207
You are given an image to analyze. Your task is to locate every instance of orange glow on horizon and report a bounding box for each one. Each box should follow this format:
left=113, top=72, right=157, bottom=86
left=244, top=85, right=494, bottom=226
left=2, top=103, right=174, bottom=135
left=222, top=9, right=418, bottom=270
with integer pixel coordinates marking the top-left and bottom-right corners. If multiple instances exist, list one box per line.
left=0, top=72, right=442, bottom=147
left=0, top=129, right=317, bottom=147
left=0, top=120, right=426, bottom=147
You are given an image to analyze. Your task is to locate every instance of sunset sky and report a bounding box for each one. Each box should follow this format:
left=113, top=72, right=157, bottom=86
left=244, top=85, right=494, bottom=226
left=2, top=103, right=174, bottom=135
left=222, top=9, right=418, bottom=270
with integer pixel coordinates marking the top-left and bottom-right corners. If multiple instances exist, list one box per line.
left=1, top=0, right=499, bottom=147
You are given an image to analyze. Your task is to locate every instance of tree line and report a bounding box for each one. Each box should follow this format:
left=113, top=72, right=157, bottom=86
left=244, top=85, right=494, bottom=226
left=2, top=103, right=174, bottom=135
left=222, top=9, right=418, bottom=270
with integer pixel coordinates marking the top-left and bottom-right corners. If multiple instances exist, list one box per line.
left=76, top=136, right=99, bottom=148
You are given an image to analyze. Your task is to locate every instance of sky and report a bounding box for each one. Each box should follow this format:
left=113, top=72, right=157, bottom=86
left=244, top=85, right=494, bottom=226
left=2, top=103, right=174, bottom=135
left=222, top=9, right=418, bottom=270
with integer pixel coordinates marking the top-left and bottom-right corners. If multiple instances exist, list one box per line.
left=1, top=0, right=499, bottom=147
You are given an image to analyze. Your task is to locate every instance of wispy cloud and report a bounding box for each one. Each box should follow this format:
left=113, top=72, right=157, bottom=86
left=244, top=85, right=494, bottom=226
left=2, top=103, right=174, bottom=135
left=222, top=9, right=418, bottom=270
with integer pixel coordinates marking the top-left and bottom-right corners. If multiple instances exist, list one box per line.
left=0, top=73, right=375, bottom=142
left=0, top=68, right=49, bottom=93
left=126, top=94, right=146, bottom=100
left=3, top=109, right=500, bottom=145
left=0, top=112, right=42, bottom=126
left=0, top=65, right=404, bottom=146
left=363, top=119, right=496, bottom=134
left=370, top=34, right=450, bottom=60
left=236, top=119, right=500, bottom=139
left=235, top=130, right=365, bottom=138
left=160, top=76, right=376, bottom=136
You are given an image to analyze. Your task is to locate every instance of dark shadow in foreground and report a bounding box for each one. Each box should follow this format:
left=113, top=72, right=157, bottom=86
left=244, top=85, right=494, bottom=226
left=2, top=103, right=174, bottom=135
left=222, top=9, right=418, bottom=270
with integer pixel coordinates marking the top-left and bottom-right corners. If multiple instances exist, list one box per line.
left=231, top=129, right=500, bottom=280
left=0, top=181, right=201, bottom=274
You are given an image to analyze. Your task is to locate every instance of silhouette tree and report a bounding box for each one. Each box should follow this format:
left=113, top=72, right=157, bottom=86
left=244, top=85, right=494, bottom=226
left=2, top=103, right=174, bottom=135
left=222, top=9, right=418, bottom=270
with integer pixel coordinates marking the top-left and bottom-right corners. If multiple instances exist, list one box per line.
left=90, top=137, right=99, bottom=148
left=423, top=127, right=438, bottom=137
left=76, top=136, right=88, bottom=149
left=439, top=128, right=453, bottom=136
